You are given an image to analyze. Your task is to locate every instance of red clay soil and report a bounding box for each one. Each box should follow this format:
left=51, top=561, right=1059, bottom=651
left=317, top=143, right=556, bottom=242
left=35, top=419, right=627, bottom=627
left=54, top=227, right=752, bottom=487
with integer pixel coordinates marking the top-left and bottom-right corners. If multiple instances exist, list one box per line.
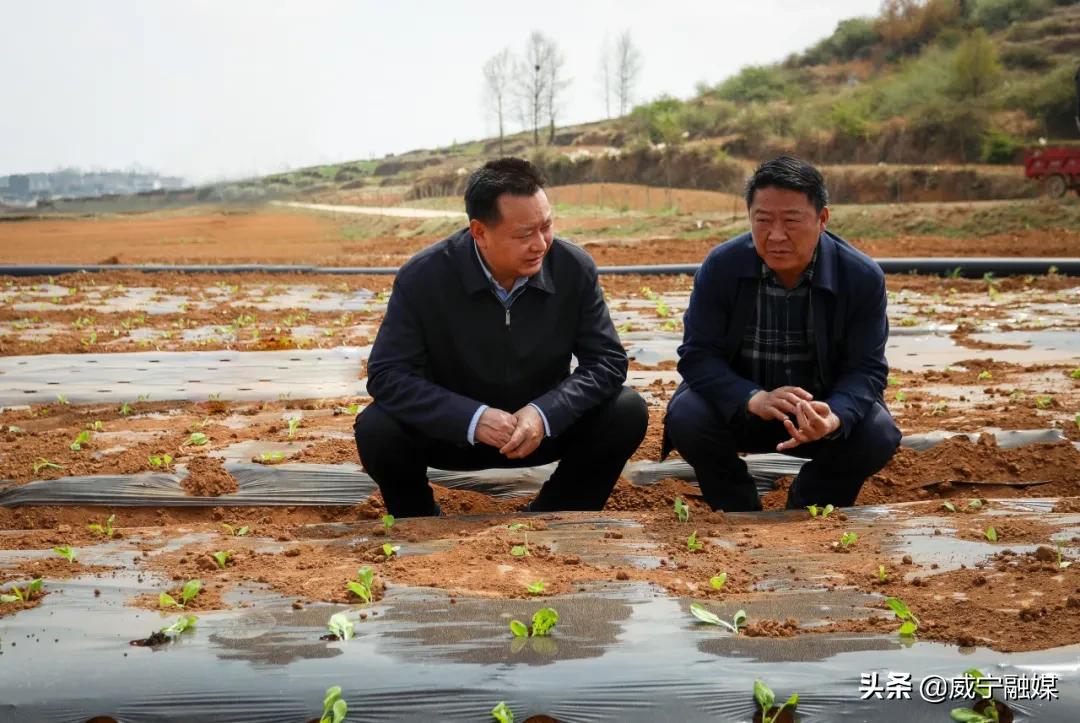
left=180, top=456, right=239, bottom=497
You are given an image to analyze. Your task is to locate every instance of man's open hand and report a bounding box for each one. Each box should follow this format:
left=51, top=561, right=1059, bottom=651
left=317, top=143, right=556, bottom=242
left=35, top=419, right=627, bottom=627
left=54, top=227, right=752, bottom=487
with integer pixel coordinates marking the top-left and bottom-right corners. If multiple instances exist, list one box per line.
left=475, top=407, right=517, bottom=448
left=500, top=405, right=545, bottom=459
left=747, top=386, right=814, bottom=422
left=776, top=400, right=841, bottom=452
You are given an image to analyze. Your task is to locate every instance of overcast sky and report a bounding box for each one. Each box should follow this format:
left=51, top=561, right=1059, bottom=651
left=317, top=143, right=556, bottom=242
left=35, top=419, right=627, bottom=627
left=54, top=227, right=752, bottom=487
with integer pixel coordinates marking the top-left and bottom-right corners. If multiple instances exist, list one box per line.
left=1, top=0, right=883, bottom=183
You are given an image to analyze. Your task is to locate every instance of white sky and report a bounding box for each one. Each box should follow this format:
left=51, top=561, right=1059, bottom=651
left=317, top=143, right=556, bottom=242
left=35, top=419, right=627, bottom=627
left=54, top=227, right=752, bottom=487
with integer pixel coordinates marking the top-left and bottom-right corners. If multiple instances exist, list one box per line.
left=1, top=0, right=882, bottom=183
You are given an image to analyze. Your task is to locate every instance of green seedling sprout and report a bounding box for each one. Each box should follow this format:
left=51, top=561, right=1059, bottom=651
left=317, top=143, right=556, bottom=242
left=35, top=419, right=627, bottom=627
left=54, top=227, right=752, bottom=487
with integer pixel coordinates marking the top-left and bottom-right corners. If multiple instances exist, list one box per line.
left=673, top=496, right=689, bottom=523
left=1, top=578, right=43, bottom=604
left=221, top=523, right=249, bottom=537
left=509, top=608, right=560, bottom=637
left=211, top=550, right=233, bottom=569
left=161, top=614, right=197, bottom=637
left=491, top=701, right=514, bottom=723
left=984, top=526, right=998, bottom=542
left=506, top=522, right=530, bottom=531
left=687, top=530, right=704, bottom=552
left=894, top=390, right=907, bottom=403
left=69, top=431, right=91, bottom=451
left=52, top=546, right=76, bottom=563
left=525, top=581, right=546, bottom=595
left=319, top=686, right=347, bottom=723
left=56, top=393, right=69, bottom=405
left=137, top=393, right=150, bottom=402
left=709, top=572, right=727, bottom=590
left=887, top=375, right=899, bottom=386
left=32, top=458, right=63, bottom=474
left=977, top=371, right=992, bottom=381
left=382, top=514, right=395, bottom=531
left=942, top=501, right=957, bottom=512
left=690, top=602, right=746, bottom=633
left=87, top=420, right=104, bottom=431
left=183, top=432, right=209, bottom=447
left=258, top=451, right=286, bottom=463
left=807, top=503, right=835, bottom=518
left=286, top=416, right=302, bottom=438
left=346, top=566, right=375, bottom=602
left=884, top=596, right=920, bottom=637
left=838, top=532, right=858, bottom=549
left=382, top=543, right=399, bottom=558
left=950, top=670, right=998, bottom=722
left=119, top=402, right=133, bottom=416
left=1034, top=395, right=1053, bottom=410
left=1056, top=541, right=1073, bottom=569
left=510, top=531, right=529, bottom=557
left=1071, top=368, right=1080, bottom=380
left=326, top=612, right=354, bottom=641
left=148, top=453, right=174, bottom=469
left=754, top=680, right=799, bottom=723
left=968, top=498, right=984, bottom=510
left=87, top=513, right=117, bottom=538
left=878, top=564, right=887, bottom=582
left=159, top=579, right=202, bottom=609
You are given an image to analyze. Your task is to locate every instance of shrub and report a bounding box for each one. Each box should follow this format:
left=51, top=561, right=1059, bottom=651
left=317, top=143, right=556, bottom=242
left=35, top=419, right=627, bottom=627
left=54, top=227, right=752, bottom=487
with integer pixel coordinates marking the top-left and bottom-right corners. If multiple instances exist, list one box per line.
left=801, top=17, right=881, bottom=65
left=714, top=66, right=793, bottom=104
left=972, top=0, right=1052, bottom=32
left=999, top=44, right=1051, bottom=70
left=981, top=128, right=1022, bottom=163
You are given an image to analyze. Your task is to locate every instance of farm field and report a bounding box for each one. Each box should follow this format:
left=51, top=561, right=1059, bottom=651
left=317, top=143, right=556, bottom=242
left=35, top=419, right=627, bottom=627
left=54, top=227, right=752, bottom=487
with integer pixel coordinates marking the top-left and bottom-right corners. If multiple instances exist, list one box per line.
left=1, top=193, right=1079, bottom=720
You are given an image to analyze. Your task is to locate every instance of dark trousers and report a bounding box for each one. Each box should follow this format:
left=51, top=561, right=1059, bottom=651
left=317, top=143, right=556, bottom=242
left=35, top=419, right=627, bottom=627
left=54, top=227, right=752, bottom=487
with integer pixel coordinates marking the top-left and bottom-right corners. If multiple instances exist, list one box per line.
left=664, top=387, right=901, bottom=512
left=354, top=387, right=648, bottom=517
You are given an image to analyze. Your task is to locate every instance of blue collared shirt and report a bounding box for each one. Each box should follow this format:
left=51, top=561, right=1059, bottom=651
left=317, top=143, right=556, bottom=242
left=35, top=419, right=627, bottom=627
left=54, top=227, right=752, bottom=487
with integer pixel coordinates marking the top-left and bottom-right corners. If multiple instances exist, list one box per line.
left=466, top=241, right=552, bottom=445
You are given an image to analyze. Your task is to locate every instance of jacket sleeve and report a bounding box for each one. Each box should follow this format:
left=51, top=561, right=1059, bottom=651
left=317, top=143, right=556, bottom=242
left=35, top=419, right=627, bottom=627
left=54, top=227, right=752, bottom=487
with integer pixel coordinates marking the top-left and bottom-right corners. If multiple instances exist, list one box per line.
left=530, top=266, right=627, bottom=436
left=365, top=277, right=482, bottom=443
left=676, top=253, right=759, bottom=422
left=824, top=272, right=889, bottom=438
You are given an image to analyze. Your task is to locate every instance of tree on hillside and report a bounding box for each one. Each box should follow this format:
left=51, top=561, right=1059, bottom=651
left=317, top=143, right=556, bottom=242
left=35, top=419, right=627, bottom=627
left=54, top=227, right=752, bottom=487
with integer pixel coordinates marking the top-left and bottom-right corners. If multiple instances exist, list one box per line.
left=483, top=48, right=514, bottom=155
left=949, top=29, right=1001, bottom=100
left=517, top=32, right=553, bottom=146
left=543, top=37, right=570, bottom=144
left=614, top=31, right=643, bottom=116
left=597, top=35, right=613, bottom=119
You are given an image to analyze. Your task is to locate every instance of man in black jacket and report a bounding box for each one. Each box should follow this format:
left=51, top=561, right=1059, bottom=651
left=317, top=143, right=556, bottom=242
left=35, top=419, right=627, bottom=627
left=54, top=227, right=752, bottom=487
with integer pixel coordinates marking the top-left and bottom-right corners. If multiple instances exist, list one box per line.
left=354, top=158, right=648, bottom=517
left=664, top=156, right=901, bottom=512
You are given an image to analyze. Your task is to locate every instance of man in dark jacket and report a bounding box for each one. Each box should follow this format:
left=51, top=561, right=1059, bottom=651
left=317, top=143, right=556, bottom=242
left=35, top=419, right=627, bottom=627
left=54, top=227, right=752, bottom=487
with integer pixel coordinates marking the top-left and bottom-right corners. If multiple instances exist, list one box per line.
left=664, top=156, right=901, bottom=512
left=355, top=157, right=648, bottom=517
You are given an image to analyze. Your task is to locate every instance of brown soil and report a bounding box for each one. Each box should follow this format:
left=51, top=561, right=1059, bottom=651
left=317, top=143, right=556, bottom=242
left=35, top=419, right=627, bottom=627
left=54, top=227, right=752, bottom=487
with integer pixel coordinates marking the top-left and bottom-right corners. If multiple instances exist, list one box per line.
left=180, top=456, right=238, bottom=497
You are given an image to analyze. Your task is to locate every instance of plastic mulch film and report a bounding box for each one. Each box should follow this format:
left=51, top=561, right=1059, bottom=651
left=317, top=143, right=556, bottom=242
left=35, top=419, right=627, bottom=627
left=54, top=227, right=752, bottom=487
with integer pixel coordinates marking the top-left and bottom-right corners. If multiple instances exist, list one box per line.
left=0, top=430, right=1068, bottom=508
left=1, top=506, right=1079, bottom=722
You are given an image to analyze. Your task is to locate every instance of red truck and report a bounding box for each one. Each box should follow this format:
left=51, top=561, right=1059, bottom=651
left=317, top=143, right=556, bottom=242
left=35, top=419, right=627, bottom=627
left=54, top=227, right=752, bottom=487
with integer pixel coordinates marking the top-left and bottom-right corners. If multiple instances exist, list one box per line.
left=1024, top=65, right=1080, bottom=198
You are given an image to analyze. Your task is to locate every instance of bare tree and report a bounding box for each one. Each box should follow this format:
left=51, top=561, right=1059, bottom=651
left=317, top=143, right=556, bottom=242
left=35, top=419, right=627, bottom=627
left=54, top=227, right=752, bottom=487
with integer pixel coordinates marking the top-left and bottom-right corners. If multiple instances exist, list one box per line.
left=543, top=39, right=570, bottom=144
left=614, top=30, right=643, bottom=116
left=597, top=36, right=612, bottom=119
left=517, top=32, right=568, bottom=146
left=483, top=48, right=514, bottom=155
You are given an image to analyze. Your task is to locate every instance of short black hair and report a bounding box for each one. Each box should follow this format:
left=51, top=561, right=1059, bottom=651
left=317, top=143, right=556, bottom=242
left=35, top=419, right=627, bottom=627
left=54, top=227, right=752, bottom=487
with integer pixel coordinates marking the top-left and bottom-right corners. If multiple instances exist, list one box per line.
left=745, top=155, right=828, bottom=212
left=464, top=157, right=547, bottom=225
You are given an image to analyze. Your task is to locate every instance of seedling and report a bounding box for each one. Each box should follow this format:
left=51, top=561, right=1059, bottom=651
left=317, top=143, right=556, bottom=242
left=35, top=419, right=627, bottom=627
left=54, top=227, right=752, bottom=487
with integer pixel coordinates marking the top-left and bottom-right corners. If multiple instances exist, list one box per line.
left=0, top=578, right=43, bottom=604
left=1056, top=541, right=1072, bottom=569
left=674, top=496, right=690, bottom=523
left=159, top=579, right=202, bottom=609
left=884, top=596, right=920, bottom=637
left=984, top=526, right=998, bottom=542
left=1034, top=395, right=1053, bottom=410
left=56, top=393, right=69, bottom=405
left=878, top=564, right=887, bottom=582
left=807, top=503, right=834, bottom=518
left=382, top=543, right=399, bottom=558
left=119, top=402, right=133, bottom=416
left=506, top=522, right=531, bottom=531
left=346, top=566, right=375, bottom=602
left=69, top=430, right=92, bottom=451
left=491, top=701, right=514, bottom=723
left=137, top=393, right=150, bottom=402
left=382, top=514, right=395, bottom=531
left=326, top=612, right=354, bottom=641
left=344, top=403, right=361, bottom=415
left=754, top=680, right=799, bottom=723
left=221, top=523, right=250, bottom=537
left=161, top=614, right=197, bottom=637
left=87, top=420, right=105, bottom=432
left=525, top=581, right=546, bottom=595
left=690, top=602, right=746, bottom=633
left=968, top=499, right=985, bottom=510
left=258, top=451, right=286, bottom=463
left=838, top=532, right=858, bottom=549
left=87, top=513, right=117, bottom=538
left=509, top=607, right=560, bottom=638
left=211, top=550, right=233, bottom=569
left=687, top=530, right=704, bottom=552
left=182, top=432, right=209, bottom=447
left=709, top=572, right=727, bottom=590
left=286, top=416, right=302, bottom=438
left=1071, top=368, right=1080, bottom=380
left=208, top=392, right=222, bottom=401
left=942, top=501, right=957, bottom=512
left=32, top=458, right=63, bottom=474
left=52, top=546, right=76, bottom=563
left=148, top=454, right=174, bottom=469
left=319, top=686, right=347, bottom=723
left=977, top=371, right=992, bottom=381
left=510, top=532, right=529, bottom=557
left=894, top=390, right=908, bottom=403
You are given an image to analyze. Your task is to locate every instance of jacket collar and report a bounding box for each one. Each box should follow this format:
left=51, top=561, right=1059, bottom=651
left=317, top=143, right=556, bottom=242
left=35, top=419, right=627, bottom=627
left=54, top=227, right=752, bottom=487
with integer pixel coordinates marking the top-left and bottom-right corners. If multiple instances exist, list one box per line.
left=735, top=230, right=840, bottom=294
left=452, top=227, right=555, bottom=295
